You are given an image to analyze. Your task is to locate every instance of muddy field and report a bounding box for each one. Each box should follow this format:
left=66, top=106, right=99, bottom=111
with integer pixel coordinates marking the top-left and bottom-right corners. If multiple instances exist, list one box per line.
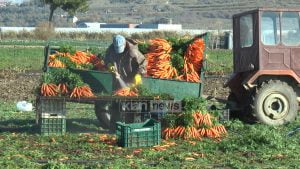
left=0, top=70, right=230, bottom=102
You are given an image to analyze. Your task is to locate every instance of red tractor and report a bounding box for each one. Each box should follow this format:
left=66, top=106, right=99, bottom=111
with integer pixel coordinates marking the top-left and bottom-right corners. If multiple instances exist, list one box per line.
left=226, top=8, right=300, bottom=125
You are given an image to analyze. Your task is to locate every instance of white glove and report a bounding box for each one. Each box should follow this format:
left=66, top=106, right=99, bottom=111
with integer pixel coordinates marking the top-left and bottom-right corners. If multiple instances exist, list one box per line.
left=115, top=71, right=121, bottom=79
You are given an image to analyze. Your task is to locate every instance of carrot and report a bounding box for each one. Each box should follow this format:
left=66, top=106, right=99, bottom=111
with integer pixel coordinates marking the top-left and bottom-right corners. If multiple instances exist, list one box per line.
left=114, top=87, right=138, bottom=97
left=40, top=83, right=58, bottom=96
left=213, top=125, right=227, bottom=134
left=162, top=128, right=175, bottom=140
left=202, top=113, right=213, bottom=126
left=180, top=127, right=186, bottom=138
left=70, top=85, right=94, bottom=98
left=48, top=59, right=65, bottom=68
left=198, top=128, right=206, bottom=137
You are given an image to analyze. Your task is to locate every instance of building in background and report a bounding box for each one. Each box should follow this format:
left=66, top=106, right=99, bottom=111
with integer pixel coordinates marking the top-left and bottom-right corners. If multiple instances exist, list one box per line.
left=76, top=22, right=102, bottom=28
left=0, top=0, right=7, bottom=7
left=75, top=21, right=182, bottom=31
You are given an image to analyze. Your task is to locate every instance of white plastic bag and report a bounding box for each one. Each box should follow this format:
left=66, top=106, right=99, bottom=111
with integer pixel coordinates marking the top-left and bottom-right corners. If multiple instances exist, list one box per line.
left=16, top=101, right=33, bottom=112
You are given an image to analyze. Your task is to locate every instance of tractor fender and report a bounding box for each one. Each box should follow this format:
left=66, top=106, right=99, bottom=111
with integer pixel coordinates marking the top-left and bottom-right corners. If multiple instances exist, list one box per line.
left=242, top=70, right=300, bottom=90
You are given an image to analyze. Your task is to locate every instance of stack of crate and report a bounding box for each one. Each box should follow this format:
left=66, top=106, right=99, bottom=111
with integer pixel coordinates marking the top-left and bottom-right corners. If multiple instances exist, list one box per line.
left=36, top=98, right=66, bottom=135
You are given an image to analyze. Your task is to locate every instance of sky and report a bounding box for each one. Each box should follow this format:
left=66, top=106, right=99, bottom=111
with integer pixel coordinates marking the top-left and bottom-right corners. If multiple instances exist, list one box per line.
left=6, top=0, right=25, bottom=4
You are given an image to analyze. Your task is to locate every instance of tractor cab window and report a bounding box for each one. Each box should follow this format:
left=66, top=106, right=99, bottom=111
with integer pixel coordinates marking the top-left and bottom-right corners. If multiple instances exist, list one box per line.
left=240, top=14, right=253, bottom=48
left=281, top=12, right=300, bottom=46
left=261, top=12, right=280, bottom=45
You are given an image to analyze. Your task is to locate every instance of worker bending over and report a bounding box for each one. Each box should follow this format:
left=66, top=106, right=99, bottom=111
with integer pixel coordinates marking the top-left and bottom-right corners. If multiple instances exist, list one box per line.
left=105, top=34, right=147, bottom=89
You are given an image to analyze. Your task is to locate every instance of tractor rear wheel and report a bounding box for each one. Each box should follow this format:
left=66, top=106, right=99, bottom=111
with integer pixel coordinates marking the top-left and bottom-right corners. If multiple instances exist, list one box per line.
left=252, top=80, right=298, bottom=125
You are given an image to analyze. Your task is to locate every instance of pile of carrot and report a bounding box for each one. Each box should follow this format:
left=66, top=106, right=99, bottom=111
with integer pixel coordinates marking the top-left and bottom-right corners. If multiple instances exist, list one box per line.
left=52, top=51, right=71, bottom=58
left=162, top=112, right=227, bottom=140
left=40, top=80, right=95, bottom=98
left=177, top=39, right=205, bottom=82
left=70, top=85, right=94, bottom=98
left=41, top=83, right=95, bottom=98
left=177, top=61, right=200, bottom=82
left=114, top=88, right=138, bottom=96
left=40, top=83, right=59, bottom=96
left=185, top=39, right=205, bottom=72
left=145, top=38, right=205, bottom=82
left=146, top=39, right=178, bottom=79
left=69, top=51, right=91, bottom=65
left=48, top=51, right=70, bottom=68
left=48, top=50, right=106, bottom=71
left=48, top=59, right=65, bottom=68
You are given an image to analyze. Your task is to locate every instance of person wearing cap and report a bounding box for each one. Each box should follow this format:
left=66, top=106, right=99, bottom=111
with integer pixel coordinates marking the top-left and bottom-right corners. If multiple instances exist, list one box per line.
left=97, top=35, right=146, bottom=129
left=104, top=35, right=147, bottom=89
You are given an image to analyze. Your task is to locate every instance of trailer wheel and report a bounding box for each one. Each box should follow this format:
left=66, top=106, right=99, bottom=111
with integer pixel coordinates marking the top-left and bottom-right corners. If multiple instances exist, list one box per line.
left=252, top=80, right=298, bottom=125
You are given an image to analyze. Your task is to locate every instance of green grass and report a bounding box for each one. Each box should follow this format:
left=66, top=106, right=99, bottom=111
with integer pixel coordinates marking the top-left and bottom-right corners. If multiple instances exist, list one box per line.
left=0, top=101, right=299, bottom=168
left=0, top=47, right=44, bottom=70
left=0, top=39, right=111, bottom=47
left=206, top=49, right=233, bottom=75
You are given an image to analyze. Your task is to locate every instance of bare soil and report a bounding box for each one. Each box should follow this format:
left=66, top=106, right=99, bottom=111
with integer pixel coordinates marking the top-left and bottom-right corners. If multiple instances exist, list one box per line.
left=0, top=70, right=230, bottom=102
left=203, top=76, right=230, bottom=100
left=0, top=70, right=40, bottom=102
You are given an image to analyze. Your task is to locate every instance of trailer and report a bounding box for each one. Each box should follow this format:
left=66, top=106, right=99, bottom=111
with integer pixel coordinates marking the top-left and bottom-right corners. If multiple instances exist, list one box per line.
left=38, top=33, right=208, bottom=131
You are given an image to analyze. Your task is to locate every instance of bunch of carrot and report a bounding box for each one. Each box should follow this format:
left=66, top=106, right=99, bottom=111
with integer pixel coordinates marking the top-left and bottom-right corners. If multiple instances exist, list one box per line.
left=48, top=51, right=71, bottom=68
left=114, top=87, right=138, bottom=96
left=41, top=83, right=95, bottom=98
left=146, top=39, right=178, bottom=79
left=69, top=51, right=91, bottom=65
left=48, top=54, right=66, bottom=68
left=70, top=85, right=94, bottom=98
left=40, top=83, right=59, bottom=96
left=48, top=59, right=65, bottom=68
left=177, top=61, right=200, bottom=82
left=48, top=50, right=106, bottom=71
left=185, top=39, right=205, bottom=72
left=145, top=37, right=205, bottom=82
left=177, top=39, right=205, bottom=83
left=58, top=83, right=68, bottom=95
left=162, top=112, right=227, bottom=140
left=163, top=126, right=201, bottom=140
left=52, top=51, right=71, bottom=58
left=40, top=83, right=68, bottom=97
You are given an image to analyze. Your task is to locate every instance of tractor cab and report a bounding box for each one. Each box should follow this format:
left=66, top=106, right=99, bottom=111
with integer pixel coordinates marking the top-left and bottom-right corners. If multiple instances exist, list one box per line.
left=233, top=8, right=300, bottom=75
left=228, top=8, right=300, bottom=125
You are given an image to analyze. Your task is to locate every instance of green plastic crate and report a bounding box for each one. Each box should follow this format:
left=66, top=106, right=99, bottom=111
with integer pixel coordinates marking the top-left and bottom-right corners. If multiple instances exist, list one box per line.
left=37, top=97, right=66, bottom=115
left=39, top=114, right=66, bottom=136
left=116, top=119, right=161, bottom=148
